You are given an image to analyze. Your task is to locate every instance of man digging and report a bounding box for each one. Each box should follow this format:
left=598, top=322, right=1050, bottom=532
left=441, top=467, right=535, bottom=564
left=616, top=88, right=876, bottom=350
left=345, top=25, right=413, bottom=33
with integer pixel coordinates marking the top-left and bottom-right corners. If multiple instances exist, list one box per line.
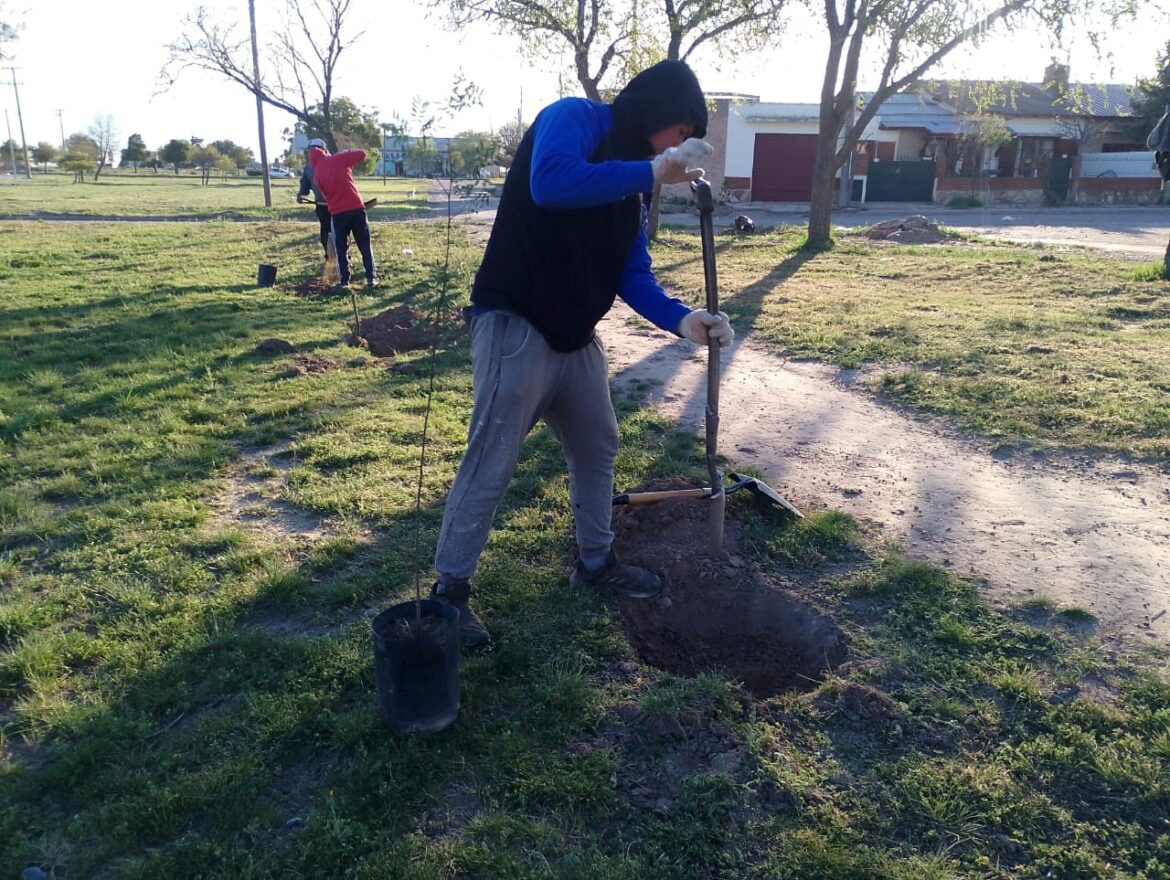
left=307, top=143, right=378, bottom=290
left=296, top=137, right=334, bottom=278
left=431, top=60, right=734, bottom=647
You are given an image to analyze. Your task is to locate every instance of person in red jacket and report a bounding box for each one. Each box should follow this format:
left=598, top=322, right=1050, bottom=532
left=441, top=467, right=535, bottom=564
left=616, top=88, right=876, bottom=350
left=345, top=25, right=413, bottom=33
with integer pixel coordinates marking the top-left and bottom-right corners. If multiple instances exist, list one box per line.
left=307, top=145, right=378, bottom=288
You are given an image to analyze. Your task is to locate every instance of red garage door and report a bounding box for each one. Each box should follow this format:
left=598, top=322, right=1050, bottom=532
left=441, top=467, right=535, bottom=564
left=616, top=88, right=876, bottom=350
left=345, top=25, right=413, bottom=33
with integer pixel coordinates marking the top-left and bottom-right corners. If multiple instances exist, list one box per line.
left=751, top=134, right=818, bottom=202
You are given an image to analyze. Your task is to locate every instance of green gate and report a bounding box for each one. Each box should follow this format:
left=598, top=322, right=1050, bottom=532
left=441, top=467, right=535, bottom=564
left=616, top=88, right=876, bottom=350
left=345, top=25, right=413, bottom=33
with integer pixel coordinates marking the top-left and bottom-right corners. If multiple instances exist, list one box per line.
left=865, top=160, right=936, bottom=202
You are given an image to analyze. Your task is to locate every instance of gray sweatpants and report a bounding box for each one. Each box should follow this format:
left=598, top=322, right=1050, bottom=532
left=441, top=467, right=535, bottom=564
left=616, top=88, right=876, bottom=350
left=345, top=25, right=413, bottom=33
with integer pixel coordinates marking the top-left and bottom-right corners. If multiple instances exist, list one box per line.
left=434, top=310, right=618, bottom=581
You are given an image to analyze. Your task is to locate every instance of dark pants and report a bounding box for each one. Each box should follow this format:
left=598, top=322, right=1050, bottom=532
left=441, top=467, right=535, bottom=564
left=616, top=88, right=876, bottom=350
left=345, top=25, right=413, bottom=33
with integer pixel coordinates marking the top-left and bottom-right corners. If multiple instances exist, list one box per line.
left=331, top=209, right=375, bottom=284
left=314, top=204, right=331, bottom=255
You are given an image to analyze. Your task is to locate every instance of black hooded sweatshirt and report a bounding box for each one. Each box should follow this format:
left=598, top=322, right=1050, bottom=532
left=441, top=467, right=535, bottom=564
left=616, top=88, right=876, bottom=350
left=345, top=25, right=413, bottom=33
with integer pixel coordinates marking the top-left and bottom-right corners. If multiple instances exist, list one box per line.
left=471, top=60, right=707, bottom=353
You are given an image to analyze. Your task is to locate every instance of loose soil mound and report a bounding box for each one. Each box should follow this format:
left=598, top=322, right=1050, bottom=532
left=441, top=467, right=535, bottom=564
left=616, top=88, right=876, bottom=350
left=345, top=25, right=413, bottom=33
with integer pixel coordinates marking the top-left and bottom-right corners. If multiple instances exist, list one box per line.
left=611, top=478, right=846, bottom=696
left=358, top=306, right=430, bottom=356
left=288, top=354, right=340, bottom=375
left=286, top=277, right=344, bottom=298
left=864, top=214, right=948, bottom=244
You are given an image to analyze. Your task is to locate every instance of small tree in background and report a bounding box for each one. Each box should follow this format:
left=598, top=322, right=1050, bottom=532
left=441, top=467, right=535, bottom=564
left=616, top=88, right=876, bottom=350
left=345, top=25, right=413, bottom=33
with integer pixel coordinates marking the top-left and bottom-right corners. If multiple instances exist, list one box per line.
left=87, top=114, right=118, bottom=180
left=31, top=141, right=59, bottom=173
left=191, top=144, right=222, bottom=184
left=494, top=118, right=526, bottom=169
left=61, top=133, right=100, bottom=182
left=951, top=114, right=1011, bottom=201
left=121, top=133, right=150, bottom=172
left=450, top=130, right=499, bottom=177
left=162, top=139, right=193, bottom=174
left=212, top=139, right=255, bottom=169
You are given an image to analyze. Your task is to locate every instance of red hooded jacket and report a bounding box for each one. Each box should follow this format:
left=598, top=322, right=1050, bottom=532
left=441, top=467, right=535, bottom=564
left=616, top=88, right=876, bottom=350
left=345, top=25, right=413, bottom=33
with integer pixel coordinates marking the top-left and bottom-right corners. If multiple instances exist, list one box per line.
left=307, top=148, right=366, bottom=215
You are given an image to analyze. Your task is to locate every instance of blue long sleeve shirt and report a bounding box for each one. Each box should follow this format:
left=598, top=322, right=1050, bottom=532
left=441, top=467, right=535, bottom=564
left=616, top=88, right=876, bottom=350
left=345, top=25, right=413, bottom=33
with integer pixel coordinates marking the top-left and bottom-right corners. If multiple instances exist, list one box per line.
left=525, top=99, right=691, bottom=336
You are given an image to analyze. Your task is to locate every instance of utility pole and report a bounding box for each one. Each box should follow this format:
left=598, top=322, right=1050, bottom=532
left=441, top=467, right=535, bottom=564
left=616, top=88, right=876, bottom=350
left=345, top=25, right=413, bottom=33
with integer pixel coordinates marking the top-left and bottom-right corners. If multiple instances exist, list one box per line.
left=248, top=0, right=272, bottom=208
left=55, top=109, right=65, bottom=151
left=4, top=108, right=17, bottom=175
left=7, top=67, right=30, bottom=178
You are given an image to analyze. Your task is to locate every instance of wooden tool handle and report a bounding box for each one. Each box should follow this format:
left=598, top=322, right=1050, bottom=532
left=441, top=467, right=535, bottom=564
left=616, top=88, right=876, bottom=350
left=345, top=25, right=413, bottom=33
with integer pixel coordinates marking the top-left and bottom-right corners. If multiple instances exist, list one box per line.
left=614, top=488, right=710, bottom=505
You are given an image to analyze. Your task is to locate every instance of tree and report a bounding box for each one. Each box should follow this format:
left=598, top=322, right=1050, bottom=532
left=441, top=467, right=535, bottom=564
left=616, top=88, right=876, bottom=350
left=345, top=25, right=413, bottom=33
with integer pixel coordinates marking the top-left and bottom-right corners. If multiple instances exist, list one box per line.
left=30, top=141, right=59, bottom=173
left=211, top=139, right=255, bottom=168
left=450, top=130, right=499, bottom=176
left=803, top=0, right=1144, bottom=248
left=303, top=96, right=381, bottom=151
left=87, top=114, right=118, bottom=180
left=950, top=113, right=1012, bottom=198
left=120, top=133, right=150, bottom=172
left=191, top=144, right=223, bottom=184
left=495, top=118, right=527, bottom=168
left=0, top=1, right=20, bottom=62
left=60, top=133, right=100, bottom=182
left=161, top=138, right=193, bottom=174
left=431, top=0, right=624, bottom=100
left=1131, top=40, right=1170, bottom=142
left=161, top=0, right=361, bottom=152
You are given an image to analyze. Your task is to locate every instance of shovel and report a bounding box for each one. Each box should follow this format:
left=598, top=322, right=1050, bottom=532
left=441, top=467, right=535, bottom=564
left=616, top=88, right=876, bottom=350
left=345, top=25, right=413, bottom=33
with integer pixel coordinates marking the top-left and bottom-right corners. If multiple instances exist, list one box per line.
left=694, top=178, right=726, bottom=557
left=613, top=471, right=802, bottom=518
left=611, top=181, right=802, bottom=539
left=300, top=197, right=379, bottom=209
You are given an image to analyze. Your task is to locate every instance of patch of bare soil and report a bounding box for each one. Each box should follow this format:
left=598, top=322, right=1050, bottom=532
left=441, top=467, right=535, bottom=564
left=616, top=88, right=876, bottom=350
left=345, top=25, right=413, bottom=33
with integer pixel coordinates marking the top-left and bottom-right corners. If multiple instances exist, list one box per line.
left=356, top=305, right=441, bottom=357
left=287, top=354, right=341, bottom=376
left=599, top=307, right=1170, bottom=645
left=864, top=214, right=949, bottom=244
left=580, top=702, right=782, bottom=817
left=285, top=277, right=344, bottom=298
left=611, top=478, right=846, bottom=697
left=209, top=443, right=333, bottom=542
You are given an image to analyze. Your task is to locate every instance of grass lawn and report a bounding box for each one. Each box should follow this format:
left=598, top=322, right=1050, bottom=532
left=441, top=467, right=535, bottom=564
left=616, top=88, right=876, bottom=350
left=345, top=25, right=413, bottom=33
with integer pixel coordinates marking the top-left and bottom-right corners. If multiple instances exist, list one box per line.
left=0, top=220, right=1167, bottom=877
left=0, top=173, right=432, bottom=220
left=651, top=228, right=1170, bottom=461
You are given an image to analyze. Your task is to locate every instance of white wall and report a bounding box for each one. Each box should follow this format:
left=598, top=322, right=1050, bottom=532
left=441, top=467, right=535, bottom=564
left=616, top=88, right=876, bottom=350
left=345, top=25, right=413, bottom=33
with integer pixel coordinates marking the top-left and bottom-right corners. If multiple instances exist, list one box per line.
left=725, top=102, right=820, bottom=177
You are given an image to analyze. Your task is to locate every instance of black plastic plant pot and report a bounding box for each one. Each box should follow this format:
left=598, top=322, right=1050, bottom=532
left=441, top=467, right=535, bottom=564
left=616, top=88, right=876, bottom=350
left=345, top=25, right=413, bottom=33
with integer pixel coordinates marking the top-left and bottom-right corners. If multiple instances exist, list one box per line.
left=257, top=264, right=278, bottom=287
left=372, top=599, right=460, bottom=735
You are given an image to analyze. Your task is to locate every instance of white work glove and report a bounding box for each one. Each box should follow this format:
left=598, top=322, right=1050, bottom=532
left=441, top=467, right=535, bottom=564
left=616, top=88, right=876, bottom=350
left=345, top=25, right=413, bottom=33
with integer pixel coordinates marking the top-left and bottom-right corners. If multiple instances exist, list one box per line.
left=677, top=309, right=734, bottom=347
left=651, top=137, right=714, bottom=185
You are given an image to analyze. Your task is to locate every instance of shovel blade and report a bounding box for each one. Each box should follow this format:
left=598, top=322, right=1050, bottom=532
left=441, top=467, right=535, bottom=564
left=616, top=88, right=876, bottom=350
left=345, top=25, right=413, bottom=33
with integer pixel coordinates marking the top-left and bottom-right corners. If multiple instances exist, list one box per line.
left=727, top=472, right=803, bottom=518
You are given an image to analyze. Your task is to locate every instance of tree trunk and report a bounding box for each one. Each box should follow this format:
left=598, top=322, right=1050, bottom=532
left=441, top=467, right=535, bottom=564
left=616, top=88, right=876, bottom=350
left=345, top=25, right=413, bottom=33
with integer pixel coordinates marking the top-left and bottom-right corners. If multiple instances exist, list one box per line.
left=646, top=183, right=663, bottom=240
left=807, top=125, right=843, bottom=248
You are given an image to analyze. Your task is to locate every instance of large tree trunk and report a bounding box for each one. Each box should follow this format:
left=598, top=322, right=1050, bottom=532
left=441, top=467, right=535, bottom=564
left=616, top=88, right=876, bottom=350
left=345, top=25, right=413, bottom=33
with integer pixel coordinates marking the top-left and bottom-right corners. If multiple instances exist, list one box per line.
left=807, top=122, right=844, bottom=248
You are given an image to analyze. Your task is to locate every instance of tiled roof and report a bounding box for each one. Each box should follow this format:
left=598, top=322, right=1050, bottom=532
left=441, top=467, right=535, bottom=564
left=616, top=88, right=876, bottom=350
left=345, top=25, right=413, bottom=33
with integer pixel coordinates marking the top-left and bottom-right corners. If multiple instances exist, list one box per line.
left=922, top=80, right=1135, bottom=118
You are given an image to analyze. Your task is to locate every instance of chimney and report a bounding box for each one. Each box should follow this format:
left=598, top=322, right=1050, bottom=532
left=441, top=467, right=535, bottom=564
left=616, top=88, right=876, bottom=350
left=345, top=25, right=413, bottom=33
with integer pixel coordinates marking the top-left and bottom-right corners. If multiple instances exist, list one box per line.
left=1044, top=60, right=1070, bottom=98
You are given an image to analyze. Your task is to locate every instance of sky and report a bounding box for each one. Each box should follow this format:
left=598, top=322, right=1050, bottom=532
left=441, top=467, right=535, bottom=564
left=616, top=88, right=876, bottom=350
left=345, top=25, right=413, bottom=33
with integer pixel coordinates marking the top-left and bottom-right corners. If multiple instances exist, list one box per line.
left=3, top=0, right=1168, bottom=162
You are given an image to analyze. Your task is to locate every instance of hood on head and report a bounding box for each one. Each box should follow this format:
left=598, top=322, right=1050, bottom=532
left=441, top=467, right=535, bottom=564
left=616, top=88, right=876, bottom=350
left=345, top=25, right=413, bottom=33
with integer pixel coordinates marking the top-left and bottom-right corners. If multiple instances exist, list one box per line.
left=609, top=60, right=707, bottom=160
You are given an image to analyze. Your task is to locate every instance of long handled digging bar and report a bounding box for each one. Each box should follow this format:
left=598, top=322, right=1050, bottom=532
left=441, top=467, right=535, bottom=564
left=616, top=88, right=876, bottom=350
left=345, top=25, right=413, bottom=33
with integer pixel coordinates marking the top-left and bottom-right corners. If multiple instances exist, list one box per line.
left=695, top=178, right=725, bottom=557
left=611, top=180, right=803, bottom=529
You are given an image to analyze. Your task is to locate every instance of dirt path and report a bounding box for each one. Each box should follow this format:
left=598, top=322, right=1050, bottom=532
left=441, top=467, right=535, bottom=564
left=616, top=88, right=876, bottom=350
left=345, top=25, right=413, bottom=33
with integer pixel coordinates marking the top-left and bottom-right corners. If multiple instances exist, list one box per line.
left=600, top=307, right=1170, bottom=645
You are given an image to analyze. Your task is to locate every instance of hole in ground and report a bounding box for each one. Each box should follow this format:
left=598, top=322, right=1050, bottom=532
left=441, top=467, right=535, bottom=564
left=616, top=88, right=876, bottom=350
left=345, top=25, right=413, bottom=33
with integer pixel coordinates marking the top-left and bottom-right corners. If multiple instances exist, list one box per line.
left=611, top=478, right=847, bottom=697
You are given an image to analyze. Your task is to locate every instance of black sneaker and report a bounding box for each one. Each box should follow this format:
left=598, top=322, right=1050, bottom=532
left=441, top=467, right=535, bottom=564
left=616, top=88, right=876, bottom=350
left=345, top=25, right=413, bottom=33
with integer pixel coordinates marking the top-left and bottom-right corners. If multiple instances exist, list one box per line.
left=366, top=276, right=379, bottom=289
left=569, top=550, right=663, bottom=600
left=430, top=578, right=491, bottom=648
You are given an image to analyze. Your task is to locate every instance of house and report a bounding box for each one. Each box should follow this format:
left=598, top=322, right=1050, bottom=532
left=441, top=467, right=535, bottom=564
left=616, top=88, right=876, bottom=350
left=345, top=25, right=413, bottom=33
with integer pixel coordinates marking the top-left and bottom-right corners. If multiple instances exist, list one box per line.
left=919, top=63, right=1154, bottom=204
left=378, top=135, right=451, bottom=177
left=709, top=64, right=1159, bottom=205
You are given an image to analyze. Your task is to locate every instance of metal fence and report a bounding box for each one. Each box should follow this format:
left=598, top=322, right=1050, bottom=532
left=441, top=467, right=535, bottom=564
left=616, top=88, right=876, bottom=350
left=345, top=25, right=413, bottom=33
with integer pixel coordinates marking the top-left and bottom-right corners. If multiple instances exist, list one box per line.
left=1079, top=151, right=1159, bottom=179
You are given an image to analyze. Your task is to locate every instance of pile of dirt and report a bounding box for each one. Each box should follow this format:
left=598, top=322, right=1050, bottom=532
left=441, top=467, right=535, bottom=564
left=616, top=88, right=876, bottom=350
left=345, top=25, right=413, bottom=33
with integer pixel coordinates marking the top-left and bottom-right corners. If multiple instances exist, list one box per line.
left=286, top=277, right=345, bottom=298
left=864, top=214, right=948, bottom=244
left=355, top=306, right=467, bottom=357
left=353, top=306, right=435, bottom=356
left=610, top=478, right=846, bottom=697
left=286, top=354, right=340, bottom=376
